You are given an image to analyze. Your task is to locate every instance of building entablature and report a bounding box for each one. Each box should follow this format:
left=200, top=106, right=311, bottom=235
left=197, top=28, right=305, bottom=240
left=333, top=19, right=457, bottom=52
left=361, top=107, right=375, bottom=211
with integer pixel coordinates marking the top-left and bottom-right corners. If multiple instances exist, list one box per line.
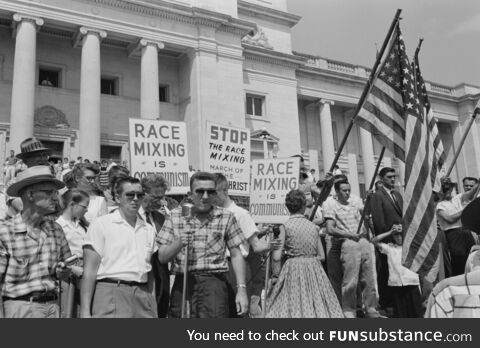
left=237, top=0, right=301, bottom=28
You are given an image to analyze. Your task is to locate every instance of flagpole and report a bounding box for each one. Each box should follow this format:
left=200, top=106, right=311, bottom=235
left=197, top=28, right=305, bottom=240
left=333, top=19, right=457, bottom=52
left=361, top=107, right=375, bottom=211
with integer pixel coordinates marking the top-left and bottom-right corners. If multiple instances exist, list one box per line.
left=310, top=9, right=402, bottom=221
left=356, top=146, right=386, bottom=237
left=444, top=110, right=479, bottom=178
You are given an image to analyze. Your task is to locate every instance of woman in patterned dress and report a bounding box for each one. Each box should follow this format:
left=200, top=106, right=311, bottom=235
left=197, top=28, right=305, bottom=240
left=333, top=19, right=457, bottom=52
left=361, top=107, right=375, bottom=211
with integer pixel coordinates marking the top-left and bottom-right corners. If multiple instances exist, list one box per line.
left=266, top=189, right=343, bottom=318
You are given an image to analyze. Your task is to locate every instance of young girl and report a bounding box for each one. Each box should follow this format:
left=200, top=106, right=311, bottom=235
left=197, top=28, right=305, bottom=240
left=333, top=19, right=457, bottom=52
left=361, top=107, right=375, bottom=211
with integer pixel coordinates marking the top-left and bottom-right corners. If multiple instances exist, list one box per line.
left=372, top=226, right=423, bottom=318
left=56, top=189, right=90, bottom=318
left=57, top=189, right=90, bottom=259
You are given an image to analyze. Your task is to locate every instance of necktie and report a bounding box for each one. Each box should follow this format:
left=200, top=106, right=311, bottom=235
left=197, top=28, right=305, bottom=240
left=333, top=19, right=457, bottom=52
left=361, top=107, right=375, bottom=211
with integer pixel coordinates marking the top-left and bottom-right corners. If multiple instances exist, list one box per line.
left=390, top=190, right=400, bottom=208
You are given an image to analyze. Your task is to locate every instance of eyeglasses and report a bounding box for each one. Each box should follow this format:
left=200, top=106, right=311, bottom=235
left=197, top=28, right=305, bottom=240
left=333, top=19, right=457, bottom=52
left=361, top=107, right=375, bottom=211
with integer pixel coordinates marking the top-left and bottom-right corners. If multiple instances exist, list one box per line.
left=194, top=189, right=217, bottom=196
left=148, top=194, right=165, bottom=201
left=84, top=176, right=96, bottom=182
left=124, top=192, right=145, bottom=200
left=76, top=203, right=89, bottom=210
left=30, top=189, right=58, bottom=197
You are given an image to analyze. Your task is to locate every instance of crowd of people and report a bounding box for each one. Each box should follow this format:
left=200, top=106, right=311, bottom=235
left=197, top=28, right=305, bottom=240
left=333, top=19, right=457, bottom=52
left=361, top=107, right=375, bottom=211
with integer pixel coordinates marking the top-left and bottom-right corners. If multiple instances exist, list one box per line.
left=0, top=137, right=479, bottom=318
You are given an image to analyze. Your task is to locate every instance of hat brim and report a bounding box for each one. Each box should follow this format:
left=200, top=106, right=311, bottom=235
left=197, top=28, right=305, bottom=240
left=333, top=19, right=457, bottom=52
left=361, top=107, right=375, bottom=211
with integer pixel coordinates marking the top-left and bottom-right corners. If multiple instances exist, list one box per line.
left=16, top=148, right=51, bottom=160
left=461, top=197, right=480, bottom=233
left=6, top=176, right=65, bottom=197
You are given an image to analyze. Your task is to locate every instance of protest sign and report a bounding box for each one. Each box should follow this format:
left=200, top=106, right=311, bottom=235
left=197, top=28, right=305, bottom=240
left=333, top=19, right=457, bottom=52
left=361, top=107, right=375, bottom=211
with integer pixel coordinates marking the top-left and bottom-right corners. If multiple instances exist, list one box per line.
left=250, top=157, right=300, bottom=224
left=129, top=118, right=189, bottom=194
left=205, top=122, right=250, bottom=196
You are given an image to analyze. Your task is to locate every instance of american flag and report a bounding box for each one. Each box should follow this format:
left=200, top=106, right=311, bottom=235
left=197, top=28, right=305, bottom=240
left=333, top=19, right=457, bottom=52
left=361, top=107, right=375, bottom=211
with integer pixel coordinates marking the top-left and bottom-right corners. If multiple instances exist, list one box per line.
left=402, top=47, right=444, bottom=282
left=356, top=25, right=442, bottom=281
left=356, top=25, right=406, bottom=161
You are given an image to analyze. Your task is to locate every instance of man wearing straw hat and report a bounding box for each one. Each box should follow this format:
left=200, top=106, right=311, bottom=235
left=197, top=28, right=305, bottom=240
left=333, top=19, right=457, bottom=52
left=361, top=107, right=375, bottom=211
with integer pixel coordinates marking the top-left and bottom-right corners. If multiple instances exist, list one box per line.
left=0, top=166, right=71, bottom=318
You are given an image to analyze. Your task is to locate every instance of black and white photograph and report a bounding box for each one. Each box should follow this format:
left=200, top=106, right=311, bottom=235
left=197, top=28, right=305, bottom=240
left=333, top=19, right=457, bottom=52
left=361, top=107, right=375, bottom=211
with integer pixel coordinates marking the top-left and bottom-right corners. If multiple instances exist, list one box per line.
left=0, top=0, right=479, bottom=345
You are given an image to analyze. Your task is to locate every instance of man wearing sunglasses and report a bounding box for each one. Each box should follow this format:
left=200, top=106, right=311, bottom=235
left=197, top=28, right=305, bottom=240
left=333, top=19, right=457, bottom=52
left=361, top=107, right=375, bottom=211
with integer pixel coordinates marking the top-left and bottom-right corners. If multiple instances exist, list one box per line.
left=157, top=171, right=249, bottom=318
left=0, top=166, right=71, bottom=318
left=80, top=177, right=158, bottom=318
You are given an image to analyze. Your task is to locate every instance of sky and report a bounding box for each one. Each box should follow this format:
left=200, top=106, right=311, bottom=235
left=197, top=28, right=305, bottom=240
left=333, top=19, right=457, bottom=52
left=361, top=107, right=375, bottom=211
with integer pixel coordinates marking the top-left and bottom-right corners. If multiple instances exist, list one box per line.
left=287, top=0, right=480, bottom=87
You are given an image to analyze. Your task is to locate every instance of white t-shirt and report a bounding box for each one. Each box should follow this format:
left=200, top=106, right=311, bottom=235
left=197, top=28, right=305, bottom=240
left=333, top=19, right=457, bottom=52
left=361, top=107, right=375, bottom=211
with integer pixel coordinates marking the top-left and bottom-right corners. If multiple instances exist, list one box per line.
left=226, top=201, right=257, bottom=257
left=378, top=243, right=420, bottom=286
left=436, top=195, right=463, bottom=231
left=56, top=215, right=87, bottom=258
left=84, top=210, right=157, bottom=283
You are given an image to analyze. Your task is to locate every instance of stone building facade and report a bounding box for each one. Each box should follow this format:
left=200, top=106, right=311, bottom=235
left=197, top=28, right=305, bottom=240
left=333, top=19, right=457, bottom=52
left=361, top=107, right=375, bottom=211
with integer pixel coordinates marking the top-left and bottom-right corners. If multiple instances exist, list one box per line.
left=0, top=0, right=479, bottom=195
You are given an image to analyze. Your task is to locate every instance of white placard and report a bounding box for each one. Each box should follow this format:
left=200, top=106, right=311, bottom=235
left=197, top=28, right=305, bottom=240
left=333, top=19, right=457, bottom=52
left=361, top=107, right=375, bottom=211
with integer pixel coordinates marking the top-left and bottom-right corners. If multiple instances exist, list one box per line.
left=205, top=122, right=251, bottom=196
left=129, top=118, right=190, bottom=195
left=249, top=157, right=300, bottom=224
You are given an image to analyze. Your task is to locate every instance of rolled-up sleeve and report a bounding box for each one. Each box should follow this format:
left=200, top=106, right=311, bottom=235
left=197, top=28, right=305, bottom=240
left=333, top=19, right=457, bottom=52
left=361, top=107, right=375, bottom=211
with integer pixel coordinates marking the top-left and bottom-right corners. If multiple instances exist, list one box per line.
left=84, top=219, right=105, bottom=256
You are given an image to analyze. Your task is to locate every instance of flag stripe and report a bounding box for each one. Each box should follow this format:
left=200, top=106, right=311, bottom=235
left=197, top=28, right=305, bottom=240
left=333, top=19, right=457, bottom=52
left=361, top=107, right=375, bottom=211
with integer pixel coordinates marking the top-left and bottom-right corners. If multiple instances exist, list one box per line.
left=355, top=117, right=405, bottom=159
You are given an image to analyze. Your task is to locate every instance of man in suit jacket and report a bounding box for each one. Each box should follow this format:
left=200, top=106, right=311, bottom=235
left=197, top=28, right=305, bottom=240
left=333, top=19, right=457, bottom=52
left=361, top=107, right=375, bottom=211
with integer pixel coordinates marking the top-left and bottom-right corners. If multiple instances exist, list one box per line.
left=141, top=174, right=171, bottom=318
left=370, top=167, right=403, bottom=313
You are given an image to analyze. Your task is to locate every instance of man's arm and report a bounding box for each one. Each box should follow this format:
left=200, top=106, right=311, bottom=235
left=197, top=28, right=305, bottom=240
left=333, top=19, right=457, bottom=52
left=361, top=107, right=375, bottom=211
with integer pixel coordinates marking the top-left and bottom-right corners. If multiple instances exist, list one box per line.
left=0, top=283, right=4, bottom=318
left=325, top=219, right=360, bottom=241
left=79, top=245, right=101, bottom=318
left=229, top=246, right=248, bottom=316
left=158, top=239, right=185, bottom=264
left=437, top=209, right=462, bottom=224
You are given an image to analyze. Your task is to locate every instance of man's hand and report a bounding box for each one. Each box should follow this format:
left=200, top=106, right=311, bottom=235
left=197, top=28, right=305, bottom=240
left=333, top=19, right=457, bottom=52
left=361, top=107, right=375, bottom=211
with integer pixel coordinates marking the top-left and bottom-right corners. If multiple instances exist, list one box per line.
left=270, top=238, right=283, bottom=250
left=178, top=231, right=193, bottom=247
left=235, top=287, right=249, bottom=316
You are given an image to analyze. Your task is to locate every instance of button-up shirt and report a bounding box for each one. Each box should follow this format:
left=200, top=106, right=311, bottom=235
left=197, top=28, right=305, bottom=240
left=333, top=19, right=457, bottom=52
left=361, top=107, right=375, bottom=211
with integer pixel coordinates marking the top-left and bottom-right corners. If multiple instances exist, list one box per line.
left=157, top=206, right=246, bottom=275
left=56, top=216, right=87, bottom=258
left=0, top=214, right=71, bottom=297
left=378, top=243, right=420, bottom=286
left=84, top=210, right=157, bottom=283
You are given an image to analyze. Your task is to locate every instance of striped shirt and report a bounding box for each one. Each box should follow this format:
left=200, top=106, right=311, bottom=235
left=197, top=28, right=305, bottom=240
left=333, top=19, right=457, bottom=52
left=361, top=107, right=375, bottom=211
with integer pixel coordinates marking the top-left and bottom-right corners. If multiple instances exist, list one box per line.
left=0, top=214, right=71, bottom=298
left=323, top=199, right=365, bottom=236
left=157, top=206, right=245, bottom=275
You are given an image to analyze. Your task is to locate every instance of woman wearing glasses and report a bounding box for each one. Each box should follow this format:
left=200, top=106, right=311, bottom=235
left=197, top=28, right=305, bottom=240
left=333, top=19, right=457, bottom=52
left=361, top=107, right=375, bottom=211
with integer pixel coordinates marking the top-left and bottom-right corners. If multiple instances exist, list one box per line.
left=64, top=163, right=107, bottom=223
left=56, top=188, right=90, bottom=317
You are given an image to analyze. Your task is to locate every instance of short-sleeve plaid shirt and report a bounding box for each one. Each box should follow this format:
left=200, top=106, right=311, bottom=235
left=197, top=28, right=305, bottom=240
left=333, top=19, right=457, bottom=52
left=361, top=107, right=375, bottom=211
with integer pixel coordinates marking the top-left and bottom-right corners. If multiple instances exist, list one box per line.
left=323, top=199, right=366, bottom=236
left=0, top=214, right=72, bottom=298
left=156, top=206, right=246, bottom=274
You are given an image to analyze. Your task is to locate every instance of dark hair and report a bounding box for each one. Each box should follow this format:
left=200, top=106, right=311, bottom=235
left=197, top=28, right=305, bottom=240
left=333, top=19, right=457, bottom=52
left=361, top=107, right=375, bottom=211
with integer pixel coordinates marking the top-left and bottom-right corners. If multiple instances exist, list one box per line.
left=213, top=173, right=228, bottom=187
left=141, top=174, right=169, bottom=193
left=374, top=181, right=383, bottom=190
left=63, top=163, right=99, bottom=189
left=61, top=189, right=89, bottom=212
left=462, top=177, right=479, bottom=185
left=379, top=167, right=395, bottom=178
left=108, top=166, right=130, bottom=197
left=285, top=189, right=306, bottom=214
left=190, top=171, right=215, bottom=191
left=334, top=179, right=350, bottom=191
left=115, top=177, right=141, bottom=197
left=333, top=174, right=348, bottom=183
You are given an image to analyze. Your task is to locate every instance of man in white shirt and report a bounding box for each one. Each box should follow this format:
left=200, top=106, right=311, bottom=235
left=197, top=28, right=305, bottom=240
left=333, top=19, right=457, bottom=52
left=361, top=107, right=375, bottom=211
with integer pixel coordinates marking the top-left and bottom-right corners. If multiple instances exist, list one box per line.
left=213, top=173, right=275, bottom=317
left=80, top=177, right=157, bottom=318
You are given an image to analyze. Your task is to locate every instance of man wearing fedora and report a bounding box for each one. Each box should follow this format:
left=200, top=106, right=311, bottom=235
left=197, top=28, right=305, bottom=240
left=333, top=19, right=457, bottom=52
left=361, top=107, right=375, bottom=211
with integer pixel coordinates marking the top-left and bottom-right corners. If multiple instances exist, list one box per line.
left=0, top=166, right=72, bottom=318
left=16, top=137, right=51, bottom=168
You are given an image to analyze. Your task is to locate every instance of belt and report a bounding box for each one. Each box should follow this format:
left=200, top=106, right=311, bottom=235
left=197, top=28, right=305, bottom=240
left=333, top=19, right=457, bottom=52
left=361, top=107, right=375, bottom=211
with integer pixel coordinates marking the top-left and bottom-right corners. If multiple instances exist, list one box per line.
left=3, top=290, right=58, bottom=303
left=97, top=278, right=147, bottom=287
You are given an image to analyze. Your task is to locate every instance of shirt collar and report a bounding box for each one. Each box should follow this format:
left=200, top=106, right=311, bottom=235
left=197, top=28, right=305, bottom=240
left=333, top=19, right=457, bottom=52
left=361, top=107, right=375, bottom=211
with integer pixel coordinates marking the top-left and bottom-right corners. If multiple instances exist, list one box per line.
left=111, top=209, right=147, bottom=227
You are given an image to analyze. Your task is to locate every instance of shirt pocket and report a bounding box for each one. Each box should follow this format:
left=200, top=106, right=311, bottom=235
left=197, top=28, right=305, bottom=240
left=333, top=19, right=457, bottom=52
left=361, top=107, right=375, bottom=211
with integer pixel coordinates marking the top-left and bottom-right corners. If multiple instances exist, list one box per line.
left=205, top=231, right=224, bottom=255
left=10, top=256, right=30, bottom=281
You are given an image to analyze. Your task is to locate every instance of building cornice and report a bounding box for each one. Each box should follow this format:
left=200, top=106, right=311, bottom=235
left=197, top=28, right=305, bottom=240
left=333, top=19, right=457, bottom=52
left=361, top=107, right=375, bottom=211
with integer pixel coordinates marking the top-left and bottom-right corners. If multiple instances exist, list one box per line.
left=243, top=45, right=306, bottom=69
left=237, top=0, right=301, bottom=28
left=92, top=0, right=255, bottom=36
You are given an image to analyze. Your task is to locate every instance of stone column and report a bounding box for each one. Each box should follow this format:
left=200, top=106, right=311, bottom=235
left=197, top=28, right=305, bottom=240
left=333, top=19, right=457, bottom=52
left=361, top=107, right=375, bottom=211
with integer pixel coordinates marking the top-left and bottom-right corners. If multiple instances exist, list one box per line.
left=318, top=99, right=335, bottom=174
left=140, top=39, right=164, bottom=119
left=78, top=27, right=106, bottom=161
left=9, top=14, right=43, bottom=152
left=359, top=127, right=376, bottom=186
